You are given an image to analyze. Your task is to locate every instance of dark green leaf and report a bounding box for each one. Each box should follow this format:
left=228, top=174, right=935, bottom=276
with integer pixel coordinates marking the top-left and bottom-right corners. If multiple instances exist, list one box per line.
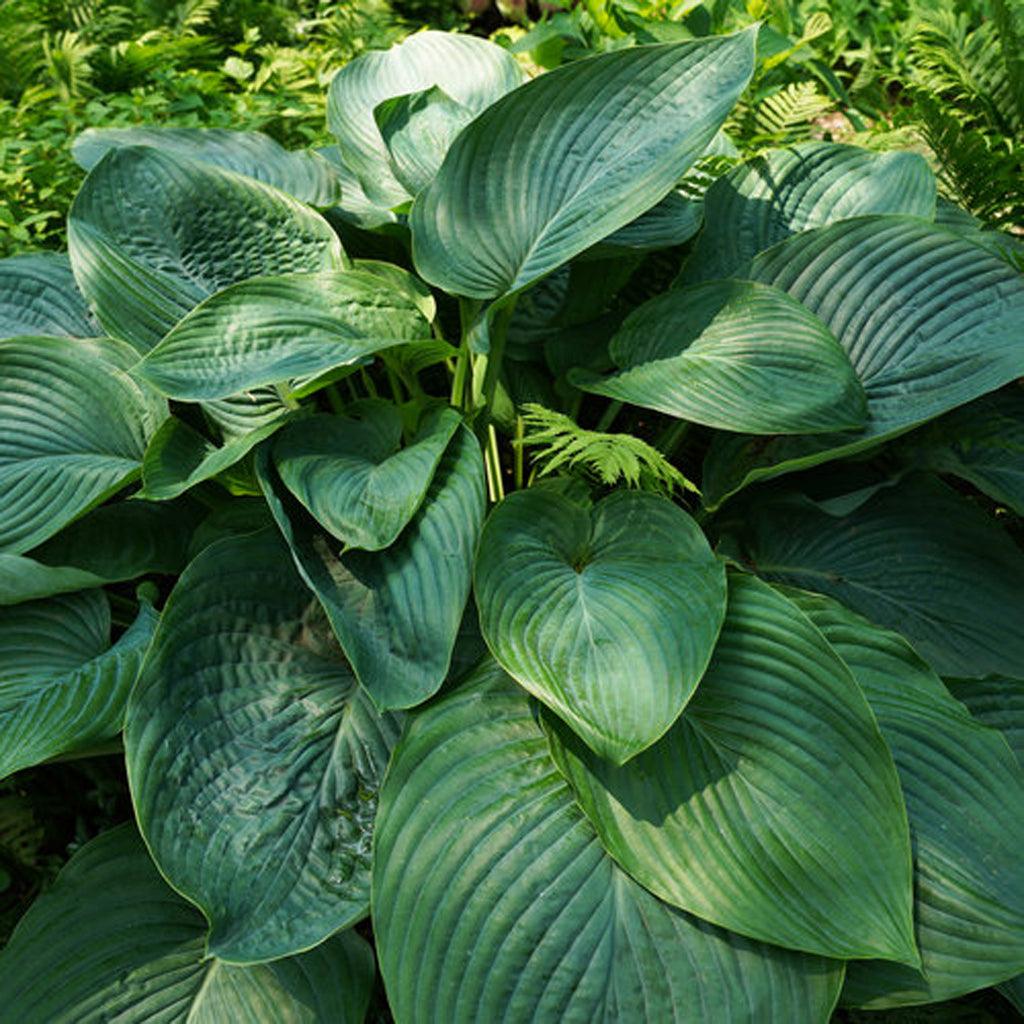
left=0, top=591, right=156, bottom=778
left=411, top=30, right=756, bottom=300
left=372, top=659, right=844, bottom=1024
left=474, top=487, right=726, bottom=763
left=0, top=336, right=166, bottom=553
left=718, top=475, right=1024, bottom=678
left=545, top=573, right=916, bottom=963
left=124, top=530, right=400, bottom=963
left=0, top=825, right=375, bottom=1023
left=273, top=404, right=461, bottom=550
left=257, top=424, right=485, bottom=710
left=573, top=279, right=867, bottom=433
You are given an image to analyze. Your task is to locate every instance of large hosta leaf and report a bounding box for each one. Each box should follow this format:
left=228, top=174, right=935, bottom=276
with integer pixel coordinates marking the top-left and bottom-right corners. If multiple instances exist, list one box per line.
left=0, top=825, right=374, bottom=1023
left=0, top=590, right=156, bottom=777
left=474, top=487, right=726, bottom=764
left=702, top=216, right=1024, bottom=508
left=73, top=127, right=345, bottom=206
left=0, top=253, right=97, bottom=338
left=785, top=590, right=1024, bottom=1007
left=717, top=475, right=1024, bottom=678
left=68, top=145, right=343, bottom=352
left=327, top=30, right=524, bottom=208
left=124, top=529, right=401, bottom=963
left=0, top=335, right=166, bottom=553
left=257, top=424, right=485, bottom=710
left=894, top=388, right=1024, bottom=515
left=682, top=142, right=936, bottom=282
left=572, top=279, right=866, bottom=433
left=410, top=30, right=756, bottom=300
left=273, top=404, right=461, bottom=550
left=136, top=269, right=431, bottom=400
left=372, top=660, right=844, bottom=1024
left=545, top=572, right=915, bottom=962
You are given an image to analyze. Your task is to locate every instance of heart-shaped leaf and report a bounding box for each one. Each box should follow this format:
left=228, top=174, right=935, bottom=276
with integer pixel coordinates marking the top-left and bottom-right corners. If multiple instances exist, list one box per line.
left=474, top=487, right=727, bottom=763
left=681, top=142, right=936, bottom=283
left=702, top=216, right=1024, bottom=508
left=0, top=825, right=374, bottom=1023
left=0, top=335, right=167, bottom=553
left=787, top=590, right=1024, bottom=1007
left=273, top=404, right=462, bottom=550
left=327, top=30, right=525, bottom=208
left=136, top=269, right=432, bottom=400
left=68, top=145, right=344, bottom=353
left=0, top=253, right=97, bottom=339
left=124, top=529, right=401, bottom=963
left=372, top=659, right=844, bottom=1024
left=410, top=30, right=756, bottom=300
left=717, top=475, right=1024, bottom=678
left=257, top=423, right=485, bottom=710
left=545, top=572, right=916, bottom=963
left=73, top=127, right=345, bottom=206
left=0, top=590, right=156, bottom=777
left=573, top=279, right=867, bottom=433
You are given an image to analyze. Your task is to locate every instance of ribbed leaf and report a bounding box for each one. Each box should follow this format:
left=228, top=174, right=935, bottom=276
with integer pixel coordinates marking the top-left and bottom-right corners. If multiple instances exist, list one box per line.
left=545, top=572, right=916, bottom=963
left=273, top=404, right=461, bottom=550
left=718, top=475, right=1024, bottom=678
left=410, top=30, right=756, bottom=300
left=0, top=335, right=167, bottom=553
left=946, top=676, right=1024, bottom=766
left=136, top=270, right=432, bottom=400
left=257, top=424, right=485, bottom=710
left=702, top=217, right=1024, bottom=508
left=0, top=590, right=156, bottom=778
left=327, top=30, right=524, bottom=208
left=73, top=127, right=345, bottom=206
left=124, top=529, right=401, bottom=963
left=139, top=415, right=291, bottom=500
left=68, top=146, right=344, bottom=352
left=586, top=188, right=703, bottom=258
left=0, top=825, right=374, bottom=1023
left=372, top=659, right=844, bottom=1024
left=573, top=279, right=866, bottom=433
left=894, top=388, right=1024, bottom=515
left=474, top=487, right=726, bottom=763
left=0, top=253, right=97, bottom=338
left=374, top=86, right=474, bottom=198
left=33, top=498, right=198, bottom=578
left=682, top=142, right=936, bottom=282
left=785, top=590, right=1024, bottom=1007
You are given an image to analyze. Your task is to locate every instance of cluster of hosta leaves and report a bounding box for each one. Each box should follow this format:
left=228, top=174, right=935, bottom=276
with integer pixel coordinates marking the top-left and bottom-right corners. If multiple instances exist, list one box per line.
left=1, top=23, right=1024, bottom=1024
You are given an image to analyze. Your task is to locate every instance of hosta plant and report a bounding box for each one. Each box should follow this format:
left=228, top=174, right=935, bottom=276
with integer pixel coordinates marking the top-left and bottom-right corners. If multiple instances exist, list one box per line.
left=1, top=24, right=1024, bottom=1023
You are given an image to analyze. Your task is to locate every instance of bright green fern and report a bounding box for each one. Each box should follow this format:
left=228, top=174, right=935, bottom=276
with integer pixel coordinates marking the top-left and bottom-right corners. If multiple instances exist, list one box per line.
left=519, top=404, right=699, bottom=498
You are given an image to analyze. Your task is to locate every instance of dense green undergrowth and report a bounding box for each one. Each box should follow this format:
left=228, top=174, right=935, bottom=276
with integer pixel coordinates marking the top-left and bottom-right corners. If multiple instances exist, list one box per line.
left=0, top=1, right=1023, bottom=1022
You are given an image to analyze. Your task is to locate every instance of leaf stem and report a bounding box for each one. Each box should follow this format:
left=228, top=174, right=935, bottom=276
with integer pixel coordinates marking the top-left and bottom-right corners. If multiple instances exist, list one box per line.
left=595, top=400, right=622, bottom=433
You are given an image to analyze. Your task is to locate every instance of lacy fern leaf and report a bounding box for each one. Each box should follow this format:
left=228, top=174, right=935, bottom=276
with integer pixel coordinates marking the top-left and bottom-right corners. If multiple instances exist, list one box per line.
left=519, top=404, right=699, bottom=498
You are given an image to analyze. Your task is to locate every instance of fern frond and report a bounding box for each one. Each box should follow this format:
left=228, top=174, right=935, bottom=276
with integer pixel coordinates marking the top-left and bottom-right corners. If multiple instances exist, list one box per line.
left=756, top=81, right=834, bottom=137
left=42, top=29, right=97, bottom=99
left=519, top=404, right=699, bottom=498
